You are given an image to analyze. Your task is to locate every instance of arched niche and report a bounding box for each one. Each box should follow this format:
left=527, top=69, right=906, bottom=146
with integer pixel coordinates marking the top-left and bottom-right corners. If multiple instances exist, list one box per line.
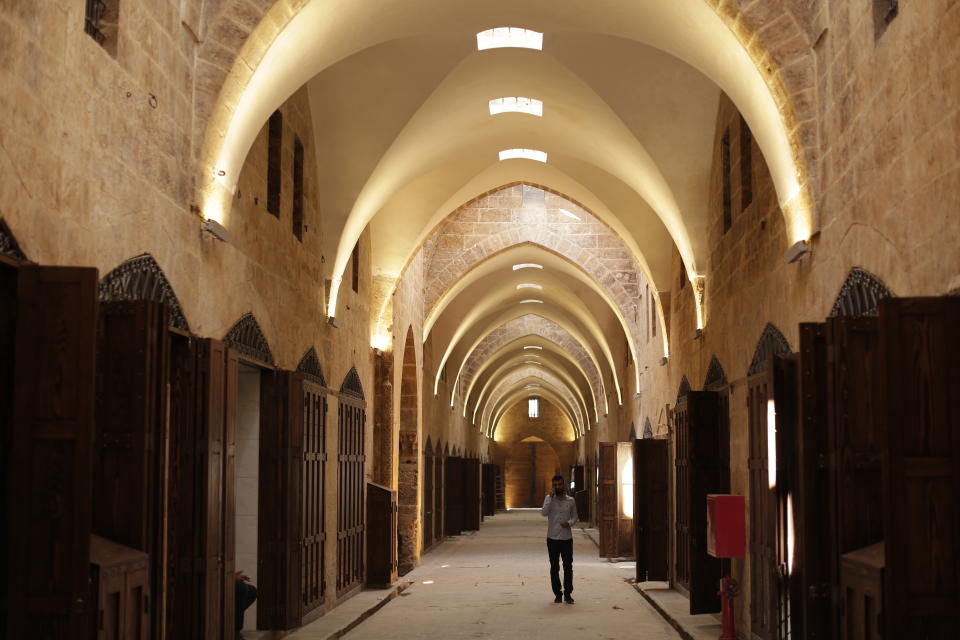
left=296, top=347, right=326, bottom=386
left=100, top=253, right=189, bottom=331
left=829, top=267, right=894, bottom=318
left=224, top=313, right=274, bottom=365
left=747, top=324, right=792, bottom=377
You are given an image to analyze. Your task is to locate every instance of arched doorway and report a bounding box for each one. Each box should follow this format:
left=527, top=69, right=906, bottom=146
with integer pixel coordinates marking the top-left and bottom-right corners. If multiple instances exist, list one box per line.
left=397, top=328, right=418, bottom=575
left=505, top=438, right=562, bottom=508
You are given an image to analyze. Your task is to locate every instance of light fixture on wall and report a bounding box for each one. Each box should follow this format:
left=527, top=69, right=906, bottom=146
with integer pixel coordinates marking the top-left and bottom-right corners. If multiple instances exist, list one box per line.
left=784, top=239, right=809, bottom=263
left=202, top=218, right=230, bottom=242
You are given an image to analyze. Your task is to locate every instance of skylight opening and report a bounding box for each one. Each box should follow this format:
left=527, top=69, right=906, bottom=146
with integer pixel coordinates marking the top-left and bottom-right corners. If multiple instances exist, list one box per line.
left=519, top=299, right=544, bottom=304
left=512, top=263, right=543, bottom=271
left=477, top=28, right=543, bottom=51
left=516, top=283, right=543, bottom=291
left=528, top=397, right=540, bottom=418
left=524, top=360, right=541, bottom=365
left=558, top=208, right=581, bottom=221
left=523, top=345, right=543, bottom=350
left=489, top=97, right=543, bottom=117
left=499, top=148, right=547, bottom=163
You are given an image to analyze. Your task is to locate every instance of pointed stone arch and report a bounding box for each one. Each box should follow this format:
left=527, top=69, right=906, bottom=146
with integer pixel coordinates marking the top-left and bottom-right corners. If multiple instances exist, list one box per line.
left=747, top=323, right=792, bottom=377
left=703, top=356, right=728, bottom=390
left=676, top=375, right=691, bottom=405
left=340, top=367, right=365, bottom=400
left=642, top=418, right=654, bottom=439
left=829, top=267, right=894, bottom=318
left=0, top=218, right=27, bottom=262
left=99, top=253, right=189, bottom=331
left=224, top=313, right=274, bottom=365
left=296, top=347, right=326, bottom=387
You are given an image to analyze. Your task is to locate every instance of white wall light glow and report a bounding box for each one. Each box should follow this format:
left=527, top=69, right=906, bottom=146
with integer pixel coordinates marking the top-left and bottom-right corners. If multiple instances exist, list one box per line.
left=489, top=97, right=544, bottom=116
left=499, top=148, right=548, bottom=163
left=516, top=283, right=543, bottom=290
left=477, top=28, right=543, bottom=51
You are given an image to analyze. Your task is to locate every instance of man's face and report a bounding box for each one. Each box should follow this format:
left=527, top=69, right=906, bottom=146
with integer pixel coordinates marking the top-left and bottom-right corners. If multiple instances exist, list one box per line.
left=552, top=478, right=564, bottom=493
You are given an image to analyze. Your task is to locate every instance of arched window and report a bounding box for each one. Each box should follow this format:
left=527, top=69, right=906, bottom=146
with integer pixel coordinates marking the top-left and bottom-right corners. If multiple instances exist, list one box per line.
left=99, top=253, right=189, bottom=331
left=829, top=267, right=893, bottom=318
left=747, top=324, right=791, bottom=377
left=296, top=347, right=326, bottom=386
left=224, top=313, right=274, bottom=364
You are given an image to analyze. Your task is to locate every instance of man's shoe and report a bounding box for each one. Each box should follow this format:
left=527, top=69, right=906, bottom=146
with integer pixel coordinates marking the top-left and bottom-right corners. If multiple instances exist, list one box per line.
left=554, top=595, right=563, bottom=603
left=564, top=594, right=575, bottom=604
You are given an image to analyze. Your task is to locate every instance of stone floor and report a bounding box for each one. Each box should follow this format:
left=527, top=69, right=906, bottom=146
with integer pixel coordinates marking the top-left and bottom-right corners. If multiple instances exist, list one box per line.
left=285, top=509, right=687, bottom=639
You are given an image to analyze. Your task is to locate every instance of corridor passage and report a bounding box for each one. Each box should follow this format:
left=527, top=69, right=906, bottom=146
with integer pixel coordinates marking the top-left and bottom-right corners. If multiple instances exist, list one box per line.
left=318, top=510, right=678, bottom=639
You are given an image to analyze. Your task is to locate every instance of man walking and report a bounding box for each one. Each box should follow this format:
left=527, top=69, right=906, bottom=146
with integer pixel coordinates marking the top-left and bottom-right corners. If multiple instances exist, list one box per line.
left=541, top=474, right=578, bottom=603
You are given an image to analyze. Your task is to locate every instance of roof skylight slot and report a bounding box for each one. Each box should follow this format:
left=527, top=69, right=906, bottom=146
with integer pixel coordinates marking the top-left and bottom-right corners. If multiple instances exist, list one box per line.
left=523, top=345, right=543, bottom=350
left=499, top=148, right=547, bottom=163
left=519, top=299, right=544, bottom=304
left=516, top=283, right=543, bottom=291
left=476, top=28, right=543, bottom=51
left=558, top=208, right=581, bottom=221
left=489, top=97, right=543, bottom=117
left=512, top=263, right=543, bottom=271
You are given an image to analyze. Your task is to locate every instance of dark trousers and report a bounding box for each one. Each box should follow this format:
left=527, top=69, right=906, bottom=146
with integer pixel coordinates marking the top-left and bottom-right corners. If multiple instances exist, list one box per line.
left=546, top=537, right=573, bottom=596
left=235, top=580, right=258, bottom=636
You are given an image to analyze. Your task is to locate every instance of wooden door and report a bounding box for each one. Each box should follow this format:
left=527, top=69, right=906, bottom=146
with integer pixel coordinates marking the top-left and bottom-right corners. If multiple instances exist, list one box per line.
left=634, top=439, right=669, bottom=582
left=880, top=298, right=960, bottom=638
left=196, top=339, right=226, bottom=640
left=301, top=381, right=327, bottom=618
left=336, top=397, right=366, bottom=597
left=5, top=266, right=98, bottom=639
left=798, top=323, right=839, bottom=640
left=464, top=458, right=481, bottom=531
left=366, top=482, right=396, bottom=587
left=686, top=391, right=722, bottom=614
left=423, top=449, right=435, bottom=548
left=773, top=356, right=800, bottom=638
left=0, top=263, right=15, bottom=634
left=94, top=300, right=169, bottom=639
left=220, top=350, right=238, bottom=640
left=481, top=463, right=496, bottom=517
left=435, top=454, right=445, bottom=542
left=598, top=442, right=618, bottom=557
left=673, top=397, right=692, bottom=590
left=616, top=442, right=634, bottom=556
left=444, top=457, right=464, bottom=535
left=164, top=332, right=199, bottom=638
left=748, top=368, right=776, bottom=640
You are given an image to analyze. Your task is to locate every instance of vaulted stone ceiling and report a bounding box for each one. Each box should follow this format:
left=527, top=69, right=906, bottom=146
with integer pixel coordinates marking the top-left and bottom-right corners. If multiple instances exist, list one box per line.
left=201, top=0, right=815, bottom=440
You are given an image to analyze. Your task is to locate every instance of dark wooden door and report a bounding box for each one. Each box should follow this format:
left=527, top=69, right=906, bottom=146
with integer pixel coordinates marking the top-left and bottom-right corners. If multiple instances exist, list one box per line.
left=673, top=398, right=692, bottom=590
left=93, top=300, right=169, bottom=639
left=773, top=356, right=800, bottom=639
left=196, top=339, right=226, bottom=640
left=435, top=454, right=445, bottom=542
left=798, top=323, right=838, bottom=640
left=423, top=449, right=435, bottom=548
left=220, top=350, right=238, bottom=640
left=337, top=396, right=366, bottom=597
left=482, top=463, right=496, bottom=517
left=165, top=331, right=199, bottom=638
left=366, top=482, right=396, bottom=587
left=444, top=457, right=464, bottom=535
left=0, top=263, right=15, bottom=634
left=464, top=458, right=481, bottom=531
left=880, top=297, right=960, bottom=638
left=748, top=368, right=776, bottom=640
left=634, top=439, right=669, bottom=582
left=301, top=381, right=327, bottom=618
left=686, top=391, right=722, bottom=614
left=598, top=442, right=618, bottom=557
left=5, top=266, right=98, bottom=639
left=494, top=464, right=505, bottom=511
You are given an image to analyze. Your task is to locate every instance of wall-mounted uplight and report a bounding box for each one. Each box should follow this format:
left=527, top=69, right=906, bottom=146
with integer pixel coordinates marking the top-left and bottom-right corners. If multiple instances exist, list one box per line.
left=784, top=239, right=810, bottom=263
left=558, top=208, right=580, bottom=221
left=499, top=148, right=547, bottom=163
left=477, top=27, right=543, bottom=51
left=519, top=299, right=544, bottom=304
left=489, top=97, right=543, bottom=117
left=512, top=263, right=543, bottom=271
left=203, top=218, right=231, bottom=242
left=516, top=283, right=543, bottom=290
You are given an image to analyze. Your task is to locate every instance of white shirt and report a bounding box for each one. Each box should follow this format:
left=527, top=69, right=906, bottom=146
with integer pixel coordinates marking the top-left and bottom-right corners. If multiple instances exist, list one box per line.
left=541, top=493, right=578, bottom=540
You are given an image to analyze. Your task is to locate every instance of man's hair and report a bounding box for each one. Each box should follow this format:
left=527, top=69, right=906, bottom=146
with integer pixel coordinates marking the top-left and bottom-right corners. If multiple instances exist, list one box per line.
left=552, top=475, right=564, bottom=482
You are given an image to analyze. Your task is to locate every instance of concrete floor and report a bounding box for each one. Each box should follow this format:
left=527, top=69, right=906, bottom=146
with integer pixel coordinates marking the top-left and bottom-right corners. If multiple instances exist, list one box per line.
left=290, top=509, right=683, bottom=639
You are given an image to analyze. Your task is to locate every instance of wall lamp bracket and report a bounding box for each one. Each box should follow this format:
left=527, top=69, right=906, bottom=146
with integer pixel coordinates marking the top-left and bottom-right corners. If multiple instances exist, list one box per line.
left=692, top=328, right=703, bottom=340
left=327, top=316, right=339, bottom=328
left=659, top=357, right=668, bottom=366
left=202, top=219, right=230, bottom=242
left=784, top=240, right=810, bottom=264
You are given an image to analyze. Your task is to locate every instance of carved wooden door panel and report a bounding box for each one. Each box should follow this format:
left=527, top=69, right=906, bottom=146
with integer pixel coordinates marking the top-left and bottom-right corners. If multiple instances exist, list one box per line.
left=423, top=450, right=435, bottom=548
left=336, top=397, right=366, bottom=596
left=464, top=458, right=481, bottom=531
left=686, top=391, right=722, bottom=615
left=798, top=323, right=838, bottom=640
left=5, top=266, right=98, bottom=639
left=598, top=442, right=618, bottom=557
left=773, top=356, right=800, bottom=639
left=748, top=369, right=776, bottom=640
left=880, top=298, right=960, bottom=638
left=165, top=331, right=199, bottom=638
left=196, top=339, right=226, bottom=640
left=633, top=439, right=669, bottom=582
left=301, top=380, right=327, bottom=618
left=444, top=457, right=464, bottom=535
left=673, top=398, right=691, bottom=590
left=94, top=300, right=169, bottom=639
left=435, top=454, right=445, bottom=542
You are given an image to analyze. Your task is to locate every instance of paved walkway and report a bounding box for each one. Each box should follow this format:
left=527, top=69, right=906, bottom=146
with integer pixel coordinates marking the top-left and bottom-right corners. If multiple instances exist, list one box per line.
left=290, top=509, right=683, bottom=640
